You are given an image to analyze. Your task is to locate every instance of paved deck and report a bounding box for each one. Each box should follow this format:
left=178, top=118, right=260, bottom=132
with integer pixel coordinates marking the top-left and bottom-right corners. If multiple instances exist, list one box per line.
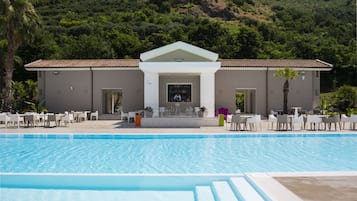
left=1, top=119, right=356, bottom=134
left=1, top=120, right=357, bottom=201
left=276, top=176, right=357, bottom=201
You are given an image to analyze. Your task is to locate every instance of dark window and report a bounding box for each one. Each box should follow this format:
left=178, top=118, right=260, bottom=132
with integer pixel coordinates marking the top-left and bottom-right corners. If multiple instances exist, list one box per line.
left=167, top=84, right=192, bottom=102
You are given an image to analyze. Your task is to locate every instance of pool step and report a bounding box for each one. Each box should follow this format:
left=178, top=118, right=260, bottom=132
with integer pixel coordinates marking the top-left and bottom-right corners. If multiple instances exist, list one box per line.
left=195, top=186, right=215, bottom=201
left=212, top=181, right=238, bottom=201
left=230, top=177, right=265, bottom=201
left=194, top=177, right=266, bottom=201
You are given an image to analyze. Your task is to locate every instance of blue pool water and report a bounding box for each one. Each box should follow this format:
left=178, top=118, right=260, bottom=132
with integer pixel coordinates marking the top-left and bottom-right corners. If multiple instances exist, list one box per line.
left=1, top=134, right=357, bottom=173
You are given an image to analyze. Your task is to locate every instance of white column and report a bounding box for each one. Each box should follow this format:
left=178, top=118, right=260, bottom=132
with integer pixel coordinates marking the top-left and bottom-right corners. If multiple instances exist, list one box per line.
left=144, top=72, right=159, bottom=117
left=200, top=72, right=215, bottom=117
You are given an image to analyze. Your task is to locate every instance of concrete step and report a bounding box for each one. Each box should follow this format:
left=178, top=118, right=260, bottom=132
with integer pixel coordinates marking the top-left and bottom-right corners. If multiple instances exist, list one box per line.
left=195, top=186, right=215, bottom=201
left=230, top=177, right=265, bottom=201
left=212, top=181, right=238, bottom=201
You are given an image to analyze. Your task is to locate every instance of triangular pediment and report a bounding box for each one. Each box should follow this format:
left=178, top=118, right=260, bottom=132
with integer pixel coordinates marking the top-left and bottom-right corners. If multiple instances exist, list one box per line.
left=140, top=41, right=218, bottom=62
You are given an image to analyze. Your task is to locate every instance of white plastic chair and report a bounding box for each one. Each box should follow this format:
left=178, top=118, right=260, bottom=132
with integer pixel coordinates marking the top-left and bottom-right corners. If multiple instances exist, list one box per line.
left=350, top=114, right=357, bottom=130
left=306, top=115, right=322, bottom=130
left=291, top=115, right=304, bottom=130
left=61, top=112, right=74, bottom=126
left=340, top=114, right=350, bottom=130
left=8, top=114, right=24, bottom=128
left=268, top=114, right=277, bottom=130
left=121, top=110, right=128, bottom=121
left=90, top=111, right=99, bottom=120
left=246, top=115, right=261, bottom=131
left=0, top=113, right=10, bottom=128
left=277, top=114, right=291, bottom=130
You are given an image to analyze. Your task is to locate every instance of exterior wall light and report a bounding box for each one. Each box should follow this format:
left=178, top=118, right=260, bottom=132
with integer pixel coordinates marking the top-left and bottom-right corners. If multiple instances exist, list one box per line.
left=301, top=71, right=305, bottom=80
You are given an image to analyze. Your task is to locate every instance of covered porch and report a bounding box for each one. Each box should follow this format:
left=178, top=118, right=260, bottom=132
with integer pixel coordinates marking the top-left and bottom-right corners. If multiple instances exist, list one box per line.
left=139, top=41, right=221, bottom=118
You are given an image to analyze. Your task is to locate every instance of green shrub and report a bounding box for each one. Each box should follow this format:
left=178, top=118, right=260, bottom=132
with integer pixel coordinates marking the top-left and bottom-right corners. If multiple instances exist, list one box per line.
left=333, top=85, right=357, bottom=112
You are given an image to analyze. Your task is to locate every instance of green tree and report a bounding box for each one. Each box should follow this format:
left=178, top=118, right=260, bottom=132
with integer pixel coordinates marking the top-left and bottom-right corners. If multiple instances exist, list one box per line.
left=333, top=85, right=357, bottom=112
left=274, top=68, right=300, bottom=114
left=0, top=0, right=40, bottom=111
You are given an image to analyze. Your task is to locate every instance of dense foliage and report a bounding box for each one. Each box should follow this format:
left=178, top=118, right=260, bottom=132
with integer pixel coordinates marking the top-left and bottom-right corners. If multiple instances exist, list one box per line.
left=2, top=0, right=356, bottom=92
left=11, top=80, right=47, bottom=113
left=320, top=86, right=357, bottom=114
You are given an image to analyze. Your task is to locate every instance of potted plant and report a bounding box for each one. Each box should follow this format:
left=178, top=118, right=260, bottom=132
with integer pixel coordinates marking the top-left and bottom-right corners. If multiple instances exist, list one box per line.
left=199, top=106, right=207, bottom=117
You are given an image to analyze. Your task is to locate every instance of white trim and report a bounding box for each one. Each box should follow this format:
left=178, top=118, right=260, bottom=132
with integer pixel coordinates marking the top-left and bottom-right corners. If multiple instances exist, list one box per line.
left=140, top=41, right=218, bottom=62
left=140, top=62, right=221, bottom=73
left=316, top=59, right=333, bottom=67
left=25, top=67, right=91, bottom=71
left=26, top=67, right=140, bottom=71
left=91, top=67, right=139, bottom=71
left=24, top=59, right=42, bottom=67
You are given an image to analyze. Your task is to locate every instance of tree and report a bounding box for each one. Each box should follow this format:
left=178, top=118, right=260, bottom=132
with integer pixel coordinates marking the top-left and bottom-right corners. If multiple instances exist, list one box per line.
left=333, top=85, right=357, bottom=113
left=1, top=0, right=40, bottom=111
left=274, top=68, right=299, bottom=114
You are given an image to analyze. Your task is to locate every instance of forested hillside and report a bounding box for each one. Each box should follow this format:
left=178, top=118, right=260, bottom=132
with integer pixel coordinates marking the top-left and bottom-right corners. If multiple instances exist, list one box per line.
left=9, top=0, right=357, bottom=91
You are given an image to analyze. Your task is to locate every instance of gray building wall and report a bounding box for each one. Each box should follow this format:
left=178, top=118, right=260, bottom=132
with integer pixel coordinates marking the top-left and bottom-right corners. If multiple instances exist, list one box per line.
left=92, top=70, right=144, bottom=114
left=41, top=71, right=91, bottom=112
left=39, top=68, right=320, bottom=117
left=38, top=70, right=144, bottom=114
left=215, top=70, right=267, bottom=115
left=267, top=71, right=317, bottom=114
left=215, top=70, right=319, bottom=116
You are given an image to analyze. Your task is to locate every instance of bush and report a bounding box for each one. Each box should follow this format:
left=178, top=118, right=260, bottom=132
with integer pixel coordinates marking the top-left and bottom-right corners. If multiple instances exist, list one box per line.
left=333, top=85, right=357, bottom=112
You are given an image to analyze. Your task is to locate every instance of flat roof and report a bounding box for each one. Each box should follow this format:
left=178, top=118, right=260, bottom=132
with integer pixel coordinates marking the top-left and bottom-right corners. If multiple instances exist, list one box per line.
left=25, top=59, right=332, bottom=70
left=25, top=59, right=140, bottom=68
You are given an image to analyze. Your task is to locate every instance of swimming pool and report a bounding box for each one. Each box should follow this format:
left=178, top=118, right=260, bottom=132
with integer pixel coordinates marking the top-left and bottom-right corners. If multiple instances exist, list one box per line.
left=1, top=133, right=357, bottom=201
left=1, top=133, right=357, bottom=173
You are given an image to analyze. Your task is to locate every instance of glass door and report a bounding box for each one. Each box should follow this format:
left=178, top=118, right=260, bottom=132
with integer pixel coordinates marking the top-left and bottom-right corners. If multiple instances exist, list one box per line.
left=102, top=89, right=122, bottom=114
left=235, top=89, right=256, bottom=114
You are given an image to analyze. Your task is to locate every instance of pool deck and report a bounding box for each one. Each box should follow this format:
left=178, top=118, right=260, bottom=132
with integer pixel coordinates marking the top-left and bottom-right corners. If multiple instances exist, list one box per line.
left=1, top=119, right=357, bottom=201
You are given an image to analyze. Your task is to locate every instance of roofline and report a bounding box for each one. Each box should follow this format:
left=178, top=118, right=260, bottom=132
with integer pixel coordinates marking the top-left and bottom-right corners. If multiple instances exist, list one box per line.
left=140, top=41, right=219, bottom=62
left=25, top=67, right=140, bottom=71
left=315, top=59, right=333, bottom=67
left=219, top=67, right=332, bottom=71
left=24, top=59, right=43, bottom=68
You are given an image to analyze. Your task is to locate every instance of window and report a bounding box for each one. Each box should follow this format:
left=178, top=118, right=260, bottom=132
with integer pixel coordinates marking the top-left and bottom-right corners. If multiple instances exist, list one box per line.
left=167, top=84, right=192, bottom=102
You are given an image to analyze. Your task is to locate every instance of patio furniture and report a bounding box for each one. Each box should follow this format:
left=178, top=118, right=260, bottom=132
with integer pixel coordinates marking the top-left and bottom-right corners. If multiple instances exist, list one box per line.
left=121, top=110, right=128, bottom=121
left=61, top=112, right=74, bottom=126
left=340, top=114, right=350, bottom=130
left=0, top=113, right=9, bottom=128
left=246, top=115, right=261, bottom=131
left=291, top=115, right=304, bottom=130
left=323, top=115, right=341, bottom=131
left=351, top=114, right=357, bottom=130
left=90, top=111, right=99, bottom=120
left=231, top=114, right=247, bottom=131
left=8, top=114, right=24, bottom=128
left=268, top=114, right=277, bottom=130
left=128, top=112, right=136, bottom=123
left=226, top=114, right=233, bottom=129
left=306, top=115, right=323, bottom=130
left=24, top=114, right=36, bottom=127
left=277, top=114, right=291, bottom=131
left=194, top=107, right=200, bottom=117
left=46, top=113, right=57, bottom=127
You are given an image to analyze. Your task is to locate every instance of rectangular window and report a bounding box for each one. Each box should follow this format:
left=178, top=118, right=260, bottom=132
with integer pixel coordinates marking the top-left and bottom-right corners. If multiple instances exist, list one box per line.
left=316, top=71, right=319, bottom=78
left=167, top=84, right=192, bottom=102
